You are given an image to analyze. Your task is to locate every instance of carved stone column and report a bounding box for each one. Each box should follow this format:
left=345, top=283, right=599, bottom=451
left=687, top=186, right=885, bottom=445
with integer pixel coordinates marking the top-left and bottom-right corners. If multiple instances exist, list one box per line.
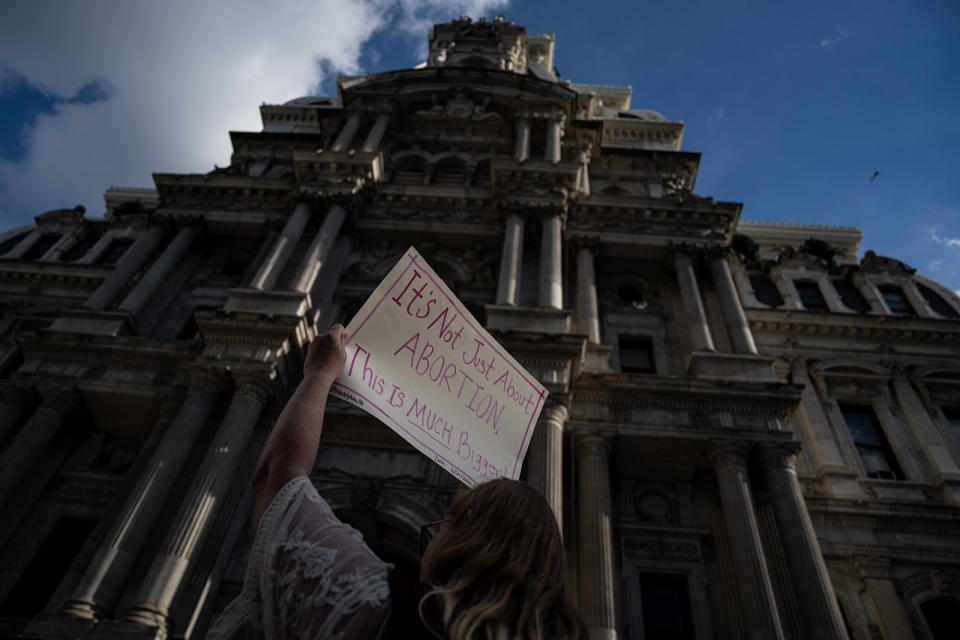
left=0, top=388, right=79, bottom=507
left=60, top=369, right=222, bottom=620
left=539, top=213, right=564, bottom=310
left=0, top=383, right=34, bottom=444
left=360, top=112, right=390, bottom=153
left=123, top=377, right=270, bottom=629
left=496, top=213, right=525, bottom=305
left=514, top=117, right=531, bottom=161
left=710, top=255, right=757, bottom=354
left=249, top=202, right=312, bottom=291
left=292, top=203, right=347, bottom=294
left=852, top=557, right=914, bottom=640
left=576, top=243, right=601, bottom=343
left=526, top=403, right=566, bottom=529
left=84, top=226, right=165, bottom=310
left=545, top=114, right=565, bottom=163
left=710, top=444, right=784, bottom=640
left=330, top=111, right=361, bottom=152
left=760, top=446, right=847, bottom=639
left=118, top=225, right=197, bottom=319
left=673, top=251, right=715, bottom=353
left=577, top=434, right=617, bottom=640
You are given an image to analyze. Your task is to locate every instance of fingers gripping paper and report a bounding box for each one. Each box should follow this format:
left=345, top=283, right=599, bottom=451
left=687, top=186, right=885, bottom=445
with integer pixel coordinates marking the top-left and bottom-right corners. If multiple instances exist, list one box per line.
left=331, top=247, right=547, bottom=487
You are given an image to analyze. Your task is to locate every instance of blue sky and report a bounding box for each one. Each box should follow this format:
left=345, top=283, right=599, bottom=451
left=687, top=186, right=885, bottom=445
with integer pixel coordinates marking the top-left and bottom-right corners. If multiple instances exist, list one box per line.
left=2, top=0, right=959, bottom=293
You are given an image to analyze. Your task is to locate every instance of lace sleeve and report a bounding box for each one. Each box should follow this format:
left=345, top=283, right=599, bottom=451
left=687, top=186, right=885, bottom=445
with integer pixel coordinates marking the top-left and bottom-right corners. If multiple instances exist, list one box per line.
left=208, top=476, right=392, bottom=639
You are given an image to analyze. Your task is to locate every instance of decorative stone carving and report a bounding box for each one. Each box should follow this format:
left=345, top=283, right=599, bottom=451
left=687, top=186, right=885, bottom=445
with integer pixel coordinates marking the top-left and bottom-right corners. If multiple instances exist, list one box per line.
left=410, top=90, right=503, bottom=122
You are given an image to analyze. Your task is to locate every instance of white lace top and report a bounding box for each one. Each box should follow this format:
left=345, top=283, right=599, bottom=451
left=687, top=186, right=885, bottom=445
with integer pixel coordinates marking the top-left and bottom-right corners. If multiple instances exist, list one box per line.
left=208, top=476, right=392, bottom=639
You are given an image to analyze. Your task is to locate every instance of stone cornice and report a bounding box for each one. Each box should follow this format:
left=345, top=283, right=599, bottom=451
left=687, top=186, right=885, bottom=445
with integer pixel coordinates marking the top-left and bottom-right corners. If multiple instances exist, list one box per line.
left=747, top=308, right=960, bottom=343
left=153, top=173, right=295, bottom=216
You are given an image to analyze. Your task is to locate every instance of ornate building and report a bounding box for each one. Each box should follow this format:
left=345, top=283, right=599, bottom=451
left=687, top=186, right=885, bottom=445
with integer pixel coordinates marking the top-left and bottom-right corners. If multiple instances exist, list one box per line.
left=1, top=15, right=959, bottom=640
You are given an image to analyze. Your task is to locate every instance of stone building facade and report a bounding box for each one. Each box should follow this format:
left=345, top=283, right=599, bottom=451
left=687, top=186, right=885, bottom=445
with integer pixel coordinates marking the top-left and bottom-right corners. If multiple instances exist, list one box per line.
left=1, top=16, right=959, bottom=640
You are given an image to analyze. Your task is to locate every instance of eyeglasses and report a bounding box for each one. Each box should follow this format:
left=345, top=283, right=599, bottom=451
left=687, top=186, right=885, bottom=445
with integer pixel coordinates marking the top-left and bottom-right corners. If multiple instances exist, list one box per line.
left=419, top=519, right=448, bottom=554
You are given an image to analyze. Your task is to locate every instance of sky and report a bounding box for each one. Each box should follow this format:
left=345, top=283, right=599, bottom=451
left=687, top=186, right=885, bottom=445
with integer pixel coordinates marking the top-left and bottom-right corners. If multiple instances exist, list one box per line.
left=1, top=0, right=959, bottom=294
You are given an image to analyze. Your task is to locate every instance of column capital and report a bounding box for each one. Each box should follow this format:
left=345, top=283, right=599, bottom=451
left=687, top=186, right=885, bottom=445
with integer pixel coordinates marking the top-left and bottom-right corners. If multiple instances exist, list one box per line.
left=576, top=432, right=613, bottom=458
left=184, top=365, right=228, bottom=396
left=539, top=400, right=569, bottom=425
left=231, top=374, right=275, bottom=405
left=851, top=555, right=892, bottom=580
left=37, top=386, right=83, bottom=416
left=758, top=444, right=801, bottom=474
left=570, top=235, right=601, bottom=251
left=709, top=441, right=751, bottom=469
left=0, top=382, right=36, bottom=408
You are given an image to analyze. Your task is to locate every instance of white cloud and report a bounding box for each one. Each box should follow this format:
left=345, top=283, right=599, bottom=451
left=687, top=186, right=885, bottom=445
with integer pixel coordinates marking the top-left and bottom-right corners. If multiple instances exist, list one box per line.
left=0, top=0, right=506, bottom=225
left=930, top=229, right=960, bottom=248
left=929, top=260, right=943, bottom=272
left=714, top=105, right=725, bottom=121
left=820, top=25, right=848, bottom=48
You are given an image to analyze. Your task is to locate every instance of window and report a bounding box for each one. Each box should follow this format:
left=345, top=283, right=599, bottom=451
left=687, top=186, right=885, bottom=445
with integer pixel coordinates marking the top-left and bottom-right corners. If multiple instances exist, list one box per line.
left=943, top=407, right=960, bottom=446
left=795, top=280, right=827, bottom=311
left=619, top=336, right=655, bottom=374
left=878, top=285, right=915, bottom=316
left=22, top=234, right=60, bottom=262
left=749, top=272, right=783, bottom=307
left=832, top=278, right=871, bottom=313
left=96, top=239, right=134, bottom=267
left=839, top=404, right=903, bottom=479
left=639, top=573, right=695, bottom=640
left=0, top=231, right=29, bottom=256
left=917, top=282, right=960, bottom=318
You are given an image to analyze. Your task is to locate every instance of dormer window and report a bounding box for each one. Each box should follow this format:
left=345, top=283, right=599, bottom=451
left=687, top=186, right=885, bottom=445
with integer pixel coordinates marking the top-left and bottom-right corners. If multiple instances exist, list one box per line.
left=795, top=280, right=827, bottom=312
left=23, top=234, right=60, bottom=262
left=878, top=285, right=915, bottom=316
left=96, top=239, right=133, bottom=267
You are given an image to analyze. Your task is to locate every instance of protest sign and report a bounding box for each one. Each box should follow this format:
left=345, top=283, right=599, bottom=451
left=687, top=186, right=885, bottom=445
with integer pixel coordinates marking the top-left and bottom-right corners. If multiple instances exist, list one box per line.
left=331, top=247, right=547, bottom=487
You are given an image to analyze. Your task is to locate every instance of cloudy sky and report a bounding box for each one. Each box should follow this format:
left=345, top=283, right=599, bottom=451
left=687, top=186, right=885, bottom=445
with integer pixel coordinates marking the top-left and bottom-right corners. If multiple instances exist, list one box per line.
left=1, top=0, right=959, bottom=294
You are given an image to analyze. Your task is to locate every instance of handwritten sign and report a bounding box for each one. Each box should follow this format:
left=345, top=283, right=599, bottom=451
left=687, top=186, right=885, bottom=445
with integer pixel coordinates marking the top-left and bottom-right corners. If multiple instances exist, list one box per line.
left=331, top=247, right=547, bottom=487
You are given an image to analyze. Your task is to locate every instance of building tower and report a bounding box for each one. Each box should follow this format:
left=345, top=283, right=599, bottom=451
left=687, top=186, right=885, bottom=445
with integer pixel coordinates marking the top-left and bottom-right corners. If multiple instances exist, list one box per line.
left=0, top=15, right=958, bottom=640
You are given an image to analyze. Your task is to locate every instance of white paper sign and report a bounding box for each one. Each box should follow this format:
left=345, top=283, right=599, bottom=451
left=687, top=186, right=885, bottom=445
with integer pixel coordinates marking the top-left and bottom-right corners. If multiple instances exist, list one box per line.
left=331, top=247, right=547, bottom=487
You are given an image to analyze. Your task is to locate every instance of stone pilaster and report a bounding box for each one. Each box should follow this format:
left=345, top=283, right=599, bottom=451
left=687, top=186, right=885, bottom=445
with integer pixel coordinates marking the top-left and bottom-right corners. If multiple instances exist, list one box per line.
left=119, top=225, right=197, bottom=318
left=710, top=255, right=757, bottom=354
left=0, top=388, right=79, bottom=507
left=789, top=358, right=848, bottom=473
left=292, top=204, right=346, bottom=294
left=526, top=403, right=566, bottom=529
left=330, top=111, right=361, bottom=152
left=4, top=229, right=43, bottom=259
left=60, top=369, right=223, bottom=620
left=496, top=213, right=525, bottom=305
left=514, top=117, right=531, bottom=161
left=673, top=251, right=715, bottom=353
left=84, top=226, right=165, bottom=310
left=0, top=383, right=35, bottom=444
left=576, top=243, right=601, bottom=343
left=545, top=114, right=565, bottom=163
left=710, top=444, right=784, bottom=640
left=852, top=556, right=915, bottom=640
left=249, top=202, right=312, bottom=291
left=760, top=446, right=847, bottom=639
left=539, top=213, right=564, bottom=310
left=892, top=370, right=960, bottom=478
left=360, top=112, right=390, bottom=152
left=577, top=434, right=617, bottom=640
left=122, top=377, right=270, bottom=629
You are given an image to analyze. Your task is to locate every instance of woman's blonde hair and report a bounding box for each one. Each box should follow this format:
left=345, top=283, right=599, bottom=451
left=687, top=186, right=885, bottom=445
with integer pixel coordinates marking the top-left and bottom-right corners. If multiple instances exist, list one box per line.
left=422, top=479, right=588, bottom=639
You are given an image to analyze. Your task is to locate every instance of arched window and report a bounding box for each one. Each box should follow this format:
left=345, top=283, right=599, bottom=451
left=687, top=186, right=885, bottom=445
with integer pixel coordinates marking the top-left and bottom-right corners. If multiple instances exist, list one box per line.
left=393, top=155, right=426, bottom=185
left=432, top=156, right=467, bottom=187
left=0, top=232, right=29, bottom=256
left=749, top=272, right=784, bottom=308
left=917, top=282, right=959, bottom=318
left=832, top=278, right=871, bottom=313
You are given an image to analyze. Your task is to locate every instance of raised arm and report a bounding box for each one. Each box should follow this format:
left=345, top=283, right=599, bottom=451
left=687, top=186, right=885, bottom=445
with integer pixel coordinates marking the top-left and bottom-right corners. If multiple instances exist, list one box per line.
left=251, top=324, right=347, bottom=530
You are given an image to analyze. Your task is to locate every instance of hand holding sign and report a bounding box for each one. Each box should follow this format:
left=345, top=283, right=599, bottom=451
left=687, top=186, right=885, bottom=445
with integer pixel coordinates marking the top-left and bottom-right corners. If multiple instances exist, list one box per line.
left=331, top=247, right=548, bottom=487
